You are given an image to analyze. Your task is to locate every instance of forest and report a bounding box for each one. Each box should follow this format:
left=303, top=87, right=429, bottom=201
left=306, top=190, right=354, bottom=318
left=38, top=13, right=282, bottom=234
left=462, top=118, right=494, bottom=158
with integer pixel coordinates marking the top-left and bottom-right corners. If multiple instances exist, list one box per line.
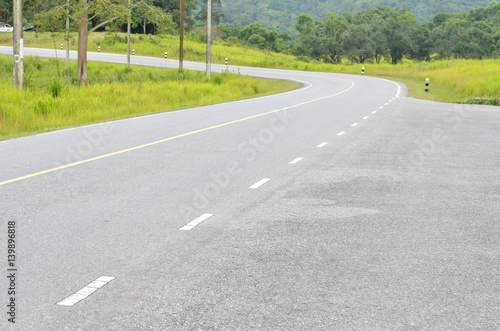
left=219, top=2, right=500, bottom=63
left=220, top=0, right=498, bottom=34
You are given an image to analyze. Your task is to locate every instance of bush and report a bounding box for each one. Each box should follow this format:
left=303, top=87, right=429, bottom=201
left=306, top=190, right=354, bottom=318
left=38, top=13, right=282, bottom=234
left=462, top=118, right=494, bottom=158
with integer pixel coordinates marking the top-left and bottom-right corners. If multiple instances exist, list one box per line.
left=295, top=56, right=310, bottom=63
left=103, top=33, right=127, bottom=45
left=48, top=78, right=63, bottom=98
left=212, top=74, right=223, bottom=85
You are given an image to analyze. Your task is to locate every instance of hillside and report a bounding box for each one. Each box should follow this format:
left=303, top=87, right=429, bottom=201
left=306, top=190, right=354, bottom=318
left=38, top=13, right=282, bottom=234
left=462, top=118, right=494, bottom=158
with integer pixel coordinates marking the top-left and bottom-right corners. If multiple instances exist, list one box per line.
left=220, top=0, right=497, bottom=33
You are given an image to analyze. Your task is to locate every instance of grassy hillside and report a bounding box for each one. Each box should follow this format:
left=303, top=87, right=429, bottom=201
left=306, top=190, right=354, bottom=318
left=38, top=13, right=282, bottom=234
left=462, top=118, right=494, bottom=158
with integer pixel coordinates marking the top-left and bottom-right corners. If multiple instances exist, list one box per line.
left=221, top=0, right=498, bottom=34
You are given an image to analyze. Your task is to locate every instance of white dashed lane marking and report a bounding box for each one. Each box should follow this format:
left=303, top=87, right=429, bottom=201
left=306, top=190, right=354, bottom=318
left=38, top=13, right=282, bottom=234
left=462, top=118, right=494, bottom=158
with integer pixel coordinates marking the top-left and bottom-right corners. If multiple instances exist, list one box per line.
left=249, top=178, right=271, bottom=189
left=363, top=116, right=369, bottom=120
left=180, top=214, right=214, bottom=231
left=317, top=142, right=328, bottom=148
left=337, top=131, right=346, bottom=136
left=289, top=157, right=303, bottom=165
left=57, top=276, right=115, bottom=307
left=351, top=123, right=359, bottom=127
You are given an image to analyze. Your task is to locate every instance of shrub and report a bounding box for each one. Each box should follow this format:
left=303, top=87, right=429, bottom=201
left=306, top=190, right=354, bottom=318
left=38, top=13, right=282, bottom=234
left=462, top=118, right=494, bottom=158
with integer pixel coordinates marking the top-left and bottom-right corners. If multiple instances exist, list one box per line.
left=212, top=74, right=223, bottom=85
left=48, top=78, right=63, bottom=98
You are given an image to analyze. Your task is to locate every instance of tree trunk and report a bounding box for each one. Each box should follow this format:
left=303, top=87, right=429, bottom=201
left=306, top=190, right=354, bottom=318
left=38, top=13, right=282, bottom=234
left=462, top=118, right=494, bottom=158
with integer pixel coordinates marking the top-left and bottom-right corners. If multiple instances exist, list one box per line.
left=328, top=47, right=338, bottom=64
left=143, top=18, right=146, bottom=34
left=78, top=12, right=89, bottom=85
left=91, top=15, right=99, bottom=29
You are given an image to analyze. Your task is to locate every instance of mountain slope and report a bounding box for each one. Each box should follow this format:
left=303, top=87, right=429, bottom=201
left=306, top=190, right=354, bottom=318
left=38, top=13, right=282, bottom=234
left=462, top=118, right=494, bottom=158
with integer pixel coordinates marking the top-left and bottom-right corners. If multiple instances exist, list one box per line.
left=220, top=0, right=497, bottom=33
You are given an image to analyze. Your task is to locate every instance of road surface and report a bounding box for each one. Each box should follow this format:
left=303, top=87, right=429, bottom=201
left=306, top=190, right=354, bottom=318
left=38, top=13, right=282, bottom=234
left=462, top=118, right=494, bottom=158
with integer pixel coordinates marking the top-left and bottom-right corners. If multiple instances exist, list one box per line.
left=1, top=47, right=499, bottom=330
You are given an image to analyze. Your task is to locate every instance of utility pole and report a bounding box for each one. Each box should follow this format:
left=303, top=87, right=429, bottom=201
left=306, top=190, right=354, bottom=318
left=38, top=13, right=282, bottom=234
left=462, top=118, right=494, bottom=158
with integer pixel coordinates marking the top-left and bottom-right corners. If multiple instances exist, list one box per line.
left=127, top=0, right=131, bottom=68
left=179, top=0, right=184, bottom=72
left=206, top=0, right=211, bottom=78
left=66, top=0, right=70, bottom=64
left=13, top=0, right=23, bottom=89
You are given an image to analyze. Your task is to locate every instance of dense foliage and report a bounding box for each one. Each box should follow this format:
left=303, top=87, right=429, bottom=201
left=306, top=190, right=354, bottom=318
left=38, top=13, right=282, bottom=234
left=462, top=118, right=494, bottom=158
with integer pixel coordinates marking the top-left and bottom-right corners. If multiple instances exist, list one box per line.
left=220, top=0, right=498, bottom=34
left=216, top=23, right=293, bottom=53
left=293, top=3, right=500, bottom=63
left=213, top=3, right=500, bottom=63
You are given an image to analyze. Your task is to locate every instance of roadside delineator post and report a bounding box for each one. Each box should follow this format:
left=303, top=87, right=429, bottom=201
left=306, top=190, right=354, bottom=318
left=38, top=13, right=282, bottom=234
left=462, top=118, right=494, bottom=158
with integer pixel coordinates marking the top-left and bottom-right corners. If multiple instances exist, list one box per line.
left=98, top=46, right=100, bottom=52
left=425, top=78, right=430, bottom=92
left=362, top=66, right=365, bottom=75
left=61, top=44, right=63, bottom=50
left=226, top=57, right=228, bottom=65
left=165, top=52, right=167, bottom=59
left=132, top=49, right=135, bottom=55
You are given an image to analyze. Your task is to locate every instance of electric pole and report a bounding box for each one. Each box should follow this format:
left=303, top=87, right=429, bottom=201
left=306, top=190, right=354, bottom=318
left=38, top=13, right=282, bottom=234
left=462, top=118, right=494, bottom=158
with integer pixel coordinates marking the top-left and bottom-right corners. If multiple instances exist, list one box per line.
left=127, top=0, right=131, bottom=68
left=13, top=0, right=23, bottom=89
left=179, top=0, right=184, bottom=72
left=206, top=0, right=211, bottom=78
left=66, top=0, right=70, bottom=64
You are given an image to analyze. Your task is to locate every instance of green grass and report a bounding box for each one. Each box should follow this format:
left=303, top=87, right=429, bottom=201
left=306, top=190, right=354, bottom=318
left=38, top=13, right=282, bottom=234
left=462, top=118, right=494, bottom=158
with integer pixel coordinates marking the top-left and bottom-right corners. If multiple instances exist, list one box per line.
left=326, top=59, right=500, bottom=104
left=0, top=55, right=301, bottom=139
left=1, top=32, right=498, bottom=104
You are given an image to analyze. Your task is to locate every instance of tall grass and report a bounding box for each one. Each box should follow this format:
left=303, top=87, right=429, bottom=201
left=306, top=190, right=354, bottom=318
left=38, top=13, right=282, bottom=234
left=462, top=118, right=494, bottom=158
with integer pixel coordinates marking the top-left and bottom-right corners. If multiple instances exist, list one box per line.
left=330, top=59, right=500, bottom=103
left=0, top=55, right=301, bottom=139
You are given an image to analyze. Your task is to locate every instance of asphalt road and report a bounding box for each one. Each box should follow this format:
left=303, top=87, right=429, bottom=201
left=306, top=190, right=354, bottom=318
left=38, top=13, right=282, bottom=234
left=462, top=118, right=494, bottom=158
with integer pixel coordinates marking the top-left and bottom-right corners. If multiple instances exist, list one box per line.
left=1, top=47, right=499, bottom=330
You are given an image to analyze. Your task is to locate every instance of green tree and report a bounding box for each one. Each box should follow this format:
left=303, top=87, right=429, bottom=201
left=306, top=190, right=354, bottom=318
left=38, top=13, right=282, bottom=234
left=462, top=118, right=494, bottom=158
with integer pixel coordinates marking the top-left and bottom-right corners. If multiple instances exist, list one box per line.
left=152, top=0, right=197, bottom=31
left=379, top=8, right=417, bottom=64
left=34, top=0, right=171, bottom=84
left=295, top=13, right=349, bottom=63
left=295, top=14, right=320, bottom=59
left=197, top=0, right=223, bottom=26
left=352, top=8, right=388, bottom=63
left=411, top=21, right=433, bottom=61
left=344, top=24, right=375, bottom=63
left=429, top=4, right=499, bottom=59
left=321, top=13, right=349, bottom=63
left=0, top=0, right=13, bottom=24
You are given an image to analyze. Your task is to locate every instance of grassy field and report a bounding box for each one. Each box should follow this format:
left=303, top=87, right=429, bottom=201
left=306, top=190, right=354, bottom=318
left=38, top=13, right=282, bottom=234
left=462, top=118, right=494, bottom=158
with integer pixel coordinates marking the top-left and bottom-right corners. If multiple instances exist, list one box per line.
left=0, top=55, right=301, bottom=139
left=1, top=31, right=498, bottom=104
left=328, top=60, right=500, bottom=104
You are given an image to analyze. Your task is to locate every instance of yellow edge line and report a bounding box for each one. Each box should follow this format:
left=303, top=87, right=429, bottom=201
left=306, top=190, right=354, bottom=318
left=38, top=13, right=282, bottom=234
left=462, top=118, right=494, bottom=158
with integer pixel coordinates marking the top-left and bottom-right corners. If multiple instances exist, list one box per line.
left=0, top=79, right=355, bottom=187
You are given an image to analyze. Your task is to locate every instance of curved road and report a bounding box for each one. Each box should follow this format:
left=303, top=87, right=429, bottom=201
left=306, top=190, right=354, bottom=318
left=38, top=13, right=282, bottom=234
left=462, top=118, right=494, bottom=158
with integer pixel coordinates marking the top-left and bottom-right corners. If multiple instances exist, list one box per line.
left=1, top=47, right=499, bottom=330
